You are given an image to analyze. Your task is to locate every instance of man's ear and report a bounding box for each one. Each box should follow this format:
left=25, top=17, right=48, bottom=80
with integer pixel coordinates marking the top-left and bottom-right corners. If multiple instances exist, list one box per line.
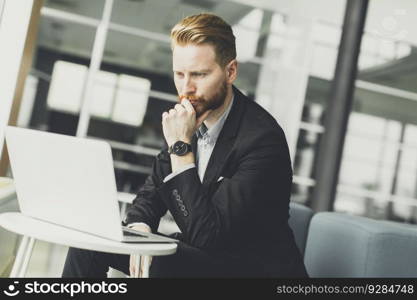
left=226, top=59, right=237, bottom=84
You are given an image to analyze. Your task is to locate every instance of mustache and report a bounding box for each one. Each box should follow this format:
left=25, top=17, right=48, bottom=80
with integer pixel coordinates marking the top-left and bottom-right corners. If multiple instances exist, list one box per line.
left=178, top=95, right=203, bottom=102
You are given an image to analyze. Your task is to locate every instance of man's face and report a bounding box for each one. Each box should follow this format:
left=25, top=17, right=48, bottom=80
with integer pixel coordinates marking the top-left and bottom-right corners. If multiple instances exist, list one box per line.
left=172, top=44, right=228, bottom=117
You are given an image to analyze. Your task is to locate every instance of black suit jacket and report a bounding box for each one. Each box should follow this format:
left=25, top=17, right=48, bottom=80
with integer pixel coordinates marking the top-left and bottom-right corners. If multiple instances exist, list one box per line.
left=125, top=86, right=307, bottom=277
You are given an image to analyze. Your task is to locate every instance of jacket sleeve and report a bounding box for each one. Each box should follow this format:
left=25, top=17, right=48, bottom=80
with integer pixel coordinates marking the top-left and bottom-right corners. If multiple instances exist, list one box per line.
left=157, top=129, right=292, bottom=249
left=124, top=155, right=169, bottom=233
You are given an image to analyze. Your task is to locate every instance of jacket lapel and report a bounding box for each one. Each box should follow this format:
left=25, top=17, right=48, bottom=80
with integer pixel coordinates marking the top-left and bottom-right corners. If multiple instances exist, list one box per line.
left=201, top=87, right=246, bottom=186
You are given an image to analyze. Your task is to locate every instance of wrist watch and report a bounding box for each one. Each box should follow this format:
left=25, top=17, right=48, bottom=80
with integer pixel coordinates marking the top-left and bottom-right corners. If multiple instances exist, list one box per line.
left=168, top=141, right=192, bottom=156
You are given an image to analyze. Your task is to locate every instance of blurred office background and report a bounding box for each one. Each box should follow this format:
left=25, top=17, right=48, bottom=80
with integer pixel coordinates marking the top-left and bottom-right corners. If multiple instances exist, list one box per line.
left=0, top=0, right=416, bottom=276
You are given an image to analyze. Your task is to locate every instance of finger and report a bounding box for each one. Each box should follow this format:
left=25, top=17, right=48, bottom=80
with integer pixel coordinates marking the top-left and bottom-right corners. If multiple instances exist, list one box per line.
left=174, top=103, right=186, bottom=113
left=140, top=256, right=143, bottom=277
left=140, top=256, right=151, bottom=278
left=169, top=108, right=176, bottom=115
left=181, top=98, right=195, bottom=114
left=196, top=109, right=212, bottom=128
left=134, top=255, right=141, bottom=278
left=129, top=255, right=135, bottom=277
left=162, top=112, right=168, bottom=126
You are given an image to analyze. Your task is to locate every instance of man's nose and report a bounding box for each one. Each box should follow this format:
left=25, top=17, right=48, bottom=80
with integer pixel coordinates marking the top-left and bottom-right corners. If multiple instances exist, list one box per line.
left=182, top=77, right=196, bottom=94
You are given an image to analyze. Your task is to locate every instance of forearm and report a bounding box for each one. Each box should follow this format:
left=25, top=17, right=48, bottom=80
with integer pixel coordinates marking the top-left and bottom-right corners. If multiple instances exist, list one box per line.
left=124, top=159, right=169, bottom=231
left=159, top=167, right=220, bottom=248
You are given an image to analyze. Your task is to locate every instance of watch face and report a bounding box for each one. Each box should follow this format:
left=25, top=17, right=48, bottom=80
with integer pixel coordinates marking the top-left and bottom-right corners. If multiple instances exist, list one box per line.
left=173, top=141, right=188, bottom=156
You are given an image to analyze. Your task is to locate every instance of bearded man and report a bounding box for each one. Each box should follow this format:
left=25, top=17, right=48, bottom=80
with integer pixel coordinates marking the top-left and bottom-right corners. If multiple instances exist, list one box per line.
left=63, top=13, right=308, bottom=278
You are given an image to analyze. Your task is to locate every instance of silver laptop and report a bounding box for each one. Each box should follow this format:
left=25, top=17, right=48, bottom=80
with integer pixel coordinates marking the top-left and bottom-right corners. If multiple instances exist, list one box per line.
left=5, top=126, right=177, bottom=244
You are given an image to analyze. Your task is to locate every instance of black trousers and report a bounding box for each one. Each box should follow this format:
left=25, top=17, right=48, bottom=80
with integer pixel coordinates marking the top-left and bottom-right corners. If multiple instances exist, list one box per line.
left=62, top=241, right=256, bottom=278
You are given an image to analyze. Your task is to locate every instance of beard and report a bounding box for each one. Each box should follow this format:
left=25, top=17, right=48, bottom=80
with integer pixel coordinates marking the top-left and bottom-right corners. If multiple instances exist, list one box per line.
left=179, top=81, right=228, bottom=118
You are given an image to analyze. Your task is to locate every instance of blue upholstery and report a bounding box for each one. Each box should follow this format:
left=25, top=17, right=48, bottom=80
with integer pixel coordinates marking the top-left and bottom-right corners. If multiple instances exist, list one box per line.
left=304, top=212, right=417, bottom=277
left=288, top=202, right=314, bottom=256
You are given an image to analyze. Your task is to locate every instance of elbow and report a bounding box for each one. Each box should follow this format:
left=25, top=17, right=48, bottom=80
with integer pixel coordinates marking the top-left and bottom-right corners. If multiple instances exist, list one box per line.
left=186, top=219, right=225, bottom=250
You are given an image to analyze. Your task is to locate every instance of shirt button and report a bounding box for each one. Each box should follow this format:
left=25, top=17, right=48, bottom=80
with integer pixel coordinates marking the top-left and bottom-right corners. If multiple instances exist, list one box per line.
left=172, top=189, right=178, bottom=196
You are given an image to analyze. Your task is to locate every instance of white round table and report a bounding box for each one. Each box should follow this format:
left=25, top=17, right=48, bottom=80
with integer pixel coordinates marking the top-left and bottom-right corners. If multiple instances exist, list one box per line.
left=0, top=212, right=177, bottom=278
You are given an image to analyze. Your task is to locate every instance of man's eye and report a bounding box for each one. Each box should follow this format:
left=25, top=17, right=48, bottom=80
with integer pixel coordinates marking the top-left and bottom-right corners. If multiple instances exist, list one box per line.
left=195, top=73, right=206, bottom=77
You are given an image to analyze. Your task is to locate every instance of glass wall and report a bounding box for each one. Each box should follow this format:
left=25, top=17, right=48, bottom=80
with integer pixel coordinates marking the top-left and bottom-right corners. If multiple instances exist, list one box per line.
left=292, top=0, right=417, bottom=223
